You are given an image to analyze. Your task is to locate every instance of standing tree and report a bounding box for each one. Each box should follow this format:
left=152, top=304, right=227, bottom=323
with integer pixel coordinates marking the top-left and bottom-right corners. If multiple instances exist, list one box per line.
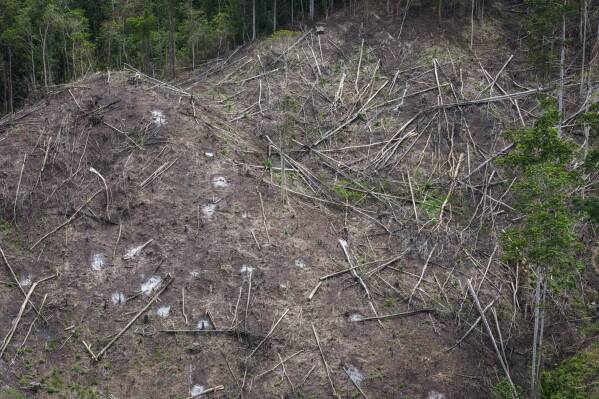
left=167, top=0, right=176, bottom=78
left=500, top=101, right=579, bottom=398
left=252, top=0, right=256, bottom=40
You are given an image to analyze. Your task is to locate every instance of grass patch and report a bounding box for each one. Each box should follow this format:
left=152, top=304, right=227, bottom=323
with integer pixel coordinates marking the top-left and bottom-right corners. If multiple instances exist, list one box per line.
left=44, top=368, right=64, bottom=394
left=334, top=179, right=363, bottom=203
left=262, top=159, right=273, bottom=170
left=2, top=388, right=26, bottom=399
left=0, top=216, right=24, bottom=248
left=0, top=217, right=11, bottom=235
left=540, top=343, right=599, bottom=399
left=272, top=170, right=297, bottom=185
left=280, top=95, right=300, bottom=113
left=491, top=377, right=523, bottom=399
left=69, top=383, right=100, bottom=399
left=267, top=29, right=301, bottom=41
left=420, top=193, right=443, bottom=223
left=382, top=298, right=396, bottom=309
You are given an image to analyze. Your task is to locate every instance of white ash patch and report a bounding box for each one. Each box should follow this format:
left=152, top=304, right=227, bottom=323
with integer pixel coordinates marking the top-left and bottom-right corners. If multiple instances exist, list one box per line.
left=344, top=365, right=364, bottom=387
left=141, top=275, right=162, bottom=296
left=190, top=271, right=200, bottom=279
left=201, top=203, right=217, bottom=218
left=19, top=274, right=32, bottom=287
left=111, top=292, right=126, bottom=305
left=151, top=110, right=166, bottom=126
left=294, top=258, right=306, bottom=268
left=427, top=392, right=446, bottom=399
left=123, top=241, right=151, bottom=260
left=212, top=176, right=229, bottom=188
left=197, top=318, right=213, bottom=330
left=240, top=265, right=254, bottom=280
left=157, top=306, right=171, bottom=318
left=349, top=313, right=363, bottom=322
left=90, top=253, right=106, bottom=271
left=190, top=385, right=205, bottom=396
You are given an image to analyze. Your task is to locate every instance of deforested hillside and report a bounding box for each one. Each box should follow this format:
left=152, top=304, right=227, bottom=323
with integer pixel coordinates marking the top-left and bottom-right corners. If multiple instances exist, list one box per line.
left=1, top=2, right=599, bottom=399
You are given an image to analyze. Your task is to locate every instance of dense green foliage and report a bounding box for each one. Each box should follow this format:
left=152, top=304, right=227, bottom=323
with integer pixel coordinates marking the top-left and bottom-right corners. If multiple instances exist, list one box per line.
left=500, top=102, right=579, bottom=287
left=0, top=1, right=596, bottom=114
left=524, top=0, right=564, bottom=76
left=540, top=343, right=599, bottom=398
left=573, top=104, right=599, bottom=222
left=0, top=0, right=340, bottom=113
left=499, top=102, right=599, bottom=397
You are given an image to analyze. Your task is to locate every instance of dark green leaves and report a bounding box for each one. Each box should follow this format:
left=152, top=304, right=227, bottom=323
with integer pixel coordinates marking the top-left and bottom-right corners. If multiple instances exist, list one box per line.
left=501, top=100, right=573, bottom=168
left=500, top=102, right=579, bottom=287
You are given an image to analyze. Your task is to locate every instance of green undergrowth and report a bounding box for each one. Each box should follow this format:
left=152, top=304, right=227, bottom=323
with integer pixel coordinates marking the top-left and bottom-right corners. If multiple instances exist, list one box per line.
left=0, top=217, right=23, bottom=248
left=333, top=178, right=363, bottom=203
left=2, top=388, right=26, bottom=399
left=491, top=377, right=524, bottom=399
left=540, top=342, right=599, bottom=398
left=418, top=181, right=443, bottom=223
left=266, top=29, right=300, bottom=42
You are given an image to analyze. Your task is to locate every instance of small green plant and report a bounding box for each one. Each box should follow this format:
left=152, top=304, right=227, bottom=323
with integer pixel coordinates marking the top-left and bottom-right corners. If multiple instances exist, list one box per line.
left=420, top=193, right=443, bottom=222
left=368, top=367, right=385, bottom=381
left=492, top=377, right=523, bottom=399
left=45, top=337, right=57, bottom=352
left=16, top=346, right=32, bottom=355
left=45, top=368, right=64, bottom=394
left=382, top=298, right=396, bottom=308
left=0, top=218, right=11, bottom=234
left=0, top=217, right=23, bottom=247
left=153, top=345, right=171, bottom=362
left=355, top=113, right=366, bottom=123
left=333, top=179, right=363, bottom=203
left=72, top=362, right=87, bottom=374
left=272, top=170, right=296, bottom=186
left=262, top=159, right=273, bottom=170
left=69, top=383, right=101, bottom=399
left=130, top=129, right=146, bottom=147
left=280, top=95, right=300, bottom=113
